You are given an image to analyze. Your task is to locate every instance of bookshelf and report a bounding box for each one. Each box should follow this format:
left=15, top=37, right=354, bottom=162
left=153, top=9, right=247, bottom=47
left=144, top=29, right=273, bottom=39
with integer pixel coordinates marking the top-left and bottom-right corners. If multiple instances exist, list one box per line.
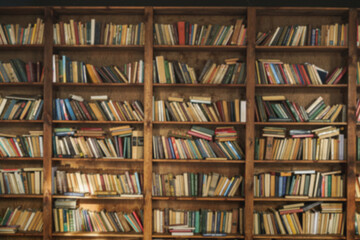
left=0, top=5, right=359, bottom=240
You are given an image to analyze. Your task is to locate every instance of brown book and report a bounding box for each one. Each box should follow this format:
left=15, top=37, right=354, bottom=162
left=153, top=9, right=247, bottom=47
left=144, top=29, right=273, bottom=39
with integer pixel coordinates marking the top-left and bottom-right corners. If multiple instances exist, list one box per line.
left=231, top=208, right=238, bottom=233
left=265, top=137, right=274, bottom=160
left=132, top=130, right=144, bottom=159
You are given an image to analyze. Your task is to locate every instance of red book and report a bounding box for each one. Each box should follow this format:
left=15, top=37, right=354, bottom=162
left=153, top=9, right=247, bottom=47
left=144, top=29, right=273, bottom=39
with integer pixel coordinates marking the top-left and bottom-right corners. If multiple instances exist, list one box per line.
left=59, top=21, right=65, bottom=45
left=78, top=102, right=93, bottom=120
left=169, top=229, right=193, bottom=232
left=112, top=102, right=126, bottom=121
left=118, top=137, right=123, bottom=158
left=321, top=176, right=325, bottom=197
left=99, top=175, right=106, bottom=191
left=19, top=28, right=24, bottom=45
left=299, top=65, right=311, bottom=85
left=80, top=127, right=103, bottom=131
left=132, top=211, right=144, bottom=231
left=277, top=64, right=289, bottom=84
left=177, top=21, right=185, bottom=45
left=164, top=137, right=172, bottom=159
left=214, top=130, right=237, bottom=134
left=264, top=63, right=275, bottom=84
left=73, top=21, right=79, bottom=45
left=292, top=102, right=304, bottom=122
left=171, top=137, right=180, bottom=159
left=9, top=138, right=21, bottom=157
left=279, top=208, right=303, bottom=215
left=291, top=64, right=303, bottom=84
left=215, top=101, right=224, bottom=121
left=291, top=134, right=315, bottom=138
left=25, top=63, right=31, bottom=82
left=187, top=130, right=212, bottom=141
left=332, top=68, right=347, bottom=84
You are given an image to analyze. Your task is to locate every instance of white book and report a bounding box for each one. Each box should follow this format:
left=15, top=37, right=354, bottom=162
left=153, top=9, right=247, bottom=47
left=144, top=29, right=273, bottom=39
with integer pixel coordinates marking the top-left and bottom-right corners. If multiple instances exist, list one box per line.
left=240, top=100, right=246, bottom=122
left=90, top=95, right=108, bottom=101
left=90, top=19, right=95, bottom=45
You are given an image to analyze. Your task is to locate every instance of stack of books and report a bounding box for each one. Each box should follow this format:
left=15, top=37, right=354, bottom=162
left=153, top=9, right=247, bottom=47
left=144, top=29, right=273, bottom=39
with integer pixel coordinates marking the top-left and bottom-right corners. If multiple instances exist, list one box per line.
left=152, top=172, right=243, bottom=197
left=154, top=18, right=246, bottom=46
left=262, top=127, right=286, bottom=138
left=53, top=169, right=142, bottom=196
left=0, top=131, right=43, bottom=158
left=168, top=225, right=195, bottom=236
left=53, top=95, right=144, bottom=121
left=154, top=56, right=196, bottom=84
left=0, top=95, right=43, bottom=120
left=52, top=55, right=144, bottom=83
left=256, top=23, right=348, bottom=46
left=214, top=126, right=238, bottom=142
left=0, top=168, right=43, bottom=194
left=256, top=59, right=346, bottom=85
left=254, top=202, right=345, bottom=235
left=254, top=170, right=344, bottom=198
left=0, top=18, right=44, bottom=45
left=0, top=59, right=44, bottom=82
left=153, top=96, right=246, bottom=122
left=153, top=208, right=243, bottom=235
left=187, top=126, right=214, bottom=141
left=53, top=202, right=143, bottom=233
left=255, top=95, right=346, bottom=122
left=0, top=207, right=43, bottom=233
left=53, top=20, right=145, bottom=45
left=255, top=127, right=345, bottom=161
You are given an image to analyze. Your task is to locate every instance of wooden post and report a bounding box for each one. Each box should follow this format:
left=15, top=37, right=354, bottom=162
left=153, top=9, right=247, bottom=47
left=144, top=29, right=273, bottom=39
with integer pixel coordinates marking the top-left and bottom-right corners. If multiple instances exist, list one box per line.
left=245, top=6, right=256, bottom=240
left=347, top=8, right=357, bottom=240
left=143, top=6, right=154, bottom=240
left=42, top=6, right=54, bottom=240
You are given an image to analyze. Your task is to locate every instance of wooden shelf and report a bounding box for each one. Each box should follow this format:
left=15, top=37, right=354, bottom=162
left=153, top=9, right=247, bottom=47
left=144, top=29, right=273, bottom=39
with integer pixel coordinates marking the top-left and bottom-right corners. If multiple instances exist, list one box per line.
left=0, top=194, right=43, bottom=198
left=152, top=233, right=244, bottom=239
left=0, top=157, right=43, bottom=161
left=0, top=120, right=43, bottom=123
left=0, top=82, right=44, bottom=87
left=0, top=44, right=44, bottom=50
left=52, top=120, right=144, bottom=124
left=254, top=197, right=347, bottom=202
left=255, top=46, right=348, bottom=52
left=153, top=83, right=246, bottom=88
left=152, top=196, right=244, bottom=201
left=53, top=45, right=144, bottom=51
left=255, top=122, right=347, bottom=126
left=153, top=45, right=246, bottom=51
left=53, top=83, right=144, bottom=87
left=52, top=195, right=143, bottom=200
left=52, top=232, right=143, bottom=238
left=52, top=157, right=144, bottom=162
left=0, top=232, right=43, bottom=237
left=153, top=159, right=245, bottom=164
left=255, top=160, right=346, bottom=164
left=253, top=235, right=345, bottom=239
left=152, top=121, right=245, bottom=125
left=256, top=84, right=348, bottom=88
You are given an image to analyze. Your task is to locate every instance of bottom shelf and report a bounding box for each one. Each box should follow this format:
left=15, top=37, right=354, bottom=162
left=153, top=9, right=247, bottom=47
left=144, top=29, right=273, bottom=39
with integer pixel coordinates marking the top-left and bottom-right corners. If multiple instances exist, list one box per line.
left=253, top=235, right=345, bottom=239
left=52, top=232, right=143, bottom=238
left=152, top=234, right=244, bottom=239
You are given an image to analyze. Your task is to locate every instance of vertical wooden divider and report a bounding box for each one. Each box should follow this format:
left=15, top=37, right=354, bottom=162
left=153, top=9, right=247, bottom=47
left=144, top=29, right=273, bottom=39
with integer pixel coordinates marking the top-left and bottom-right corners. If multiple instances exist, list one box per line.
left=347, top=8, right=357, bottom=240
left=42, top=7, right=53, bottom=240
left=143, top=6, right=154, bottom=240
left=244, top=7, right=256, bottom=240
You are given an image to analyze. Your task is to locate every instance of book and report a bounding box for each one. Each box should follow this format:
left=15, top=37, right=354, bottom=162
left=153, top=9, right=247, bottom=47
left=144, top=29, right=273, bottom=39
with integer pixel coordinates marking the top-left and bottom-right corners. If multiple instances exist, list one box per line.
left=0, top=18, right=44, bottom=45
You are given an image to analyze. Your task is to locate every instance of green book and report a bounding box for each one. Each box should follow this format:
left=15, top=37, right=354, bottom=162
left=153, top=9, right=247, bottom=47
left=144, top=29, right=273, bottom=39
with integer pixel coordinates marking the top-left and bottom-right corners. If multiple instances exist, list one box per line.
left=357, top=137, right=360, bottom=161
left=164, top=60, right=170, bottom=83
left=304, top=175, right=310, bottom=196
left=328, top=175, right=332, bottom=197
left=192, top=126, right=215, bottom=136
left=191, top=173, right=195, bottom=196
left=194, top=173, right=198, bottom=196
left=195, top=210, right=200, bottom=233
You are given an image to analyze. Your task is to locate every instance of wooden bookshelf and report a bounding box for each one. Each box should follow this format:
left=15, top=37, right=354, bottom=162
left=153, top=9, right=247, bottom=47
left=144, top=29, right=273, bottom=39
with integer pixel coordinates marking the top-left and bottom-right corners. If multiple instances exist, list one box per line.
left=0, top=6, right=359, bottom=240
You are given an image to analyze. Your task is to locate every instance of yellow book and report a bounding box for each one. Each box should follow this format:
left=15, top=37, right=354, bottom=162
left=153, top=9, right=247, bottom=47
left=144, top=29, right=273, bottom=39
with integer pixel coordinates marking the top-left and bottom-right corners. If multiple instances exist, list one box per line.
left=285, top=213, right=297, bottom=234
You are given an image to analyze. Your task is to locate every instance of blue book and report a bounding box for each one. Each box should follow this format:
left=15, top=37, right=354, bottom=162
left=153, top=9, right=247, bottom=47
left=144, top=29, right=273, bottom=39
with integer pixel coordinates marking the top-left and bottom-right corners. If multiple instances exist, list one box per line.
left=123, top=137, right=128, bottom=158
left=33, top=100, right=43, bottom=120
left=0, top=61, right=10, bottom=82
left=63, top=192, right=85, bottom=197
left=216, top=211, right=221, bottom=233
left=278, top=176, right=283, bottom=197
left=186, top=139, right=200, bottom=159
left=211, top=211, right=215, bottom=233
left=134, top=172, right=142, bottom=194
left=4, top=174, right=10, bottom=193
left=55, top=99, right=61, bottom=120
left=269, top=63, right=281, bottom=84
left=282, top=177, right=287, bottom=197
left=2, top=100, right=16, bottom=120
left=203, top=233, right=227, bottom=237
left=167, top=138, right=176, bottom=159
left=226, top=142, right=241, bottom=159
left=64, top=99, right=76, bottom=120
left=195, top=139, right=208, bottom=158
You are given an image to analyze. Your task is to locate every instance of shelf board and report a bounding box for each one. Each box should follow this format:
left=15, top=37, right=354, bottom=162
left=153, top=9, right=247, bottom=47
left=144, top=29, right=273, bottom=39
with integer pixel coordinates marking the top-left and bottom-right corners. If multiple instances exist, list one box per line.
left=0, top=232, right=43, bottom=237
left=253, top=235, right=345, bottom=239
left=254, top=197, right=346, bottom=202
left=153, top=83, right=246, bottom=88
left=0, top=82, right=44, bottom=87
left=53, top=45, right=144, bottom=51
left=52, top=195, right=143, bottom=200
left=256, top=84, right=347, bottom=88
left=52, top=232, right=143, bottom=238
left=154, top=45, right=246, bottom=51
left=0, top=120, right=43, bottom=123
left=255, top=46, right=348, bottom=52
left=152, top=121, right=245, bottom=125
left=53, top=83, right=144, bottom=87
left=152, top=233, right=244, bottom=238
left=52, top=157, right=143, bottom=162
left=152, top=196, right=244, bottom=201
left=0, top=157, right=43, bottom=161
left=52, top=120, right=143, bottom=124
left=0, top=44, right=44, bottom=50
left=153, top=159, right=244, bottom=164
left=255, top=160, right=346, bottom=164
left=255, top=122, right=347, bottom=126
left=355, top=198, right=360, bottom=202
left=0, top=194, right=43, bottom=198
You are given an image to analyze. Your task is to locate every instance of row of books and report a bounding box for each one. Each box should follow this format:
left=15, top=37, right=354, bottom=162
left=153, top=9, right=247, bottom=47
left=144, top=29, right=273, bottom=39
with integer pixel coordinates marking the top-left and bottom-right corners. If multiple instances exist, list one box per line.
left=256, top=59, right=346, bottom=85
left=154, top=56, right=246, bottom=85
left=53, top=20, right=145, bottom=45
left=154, top=19, right=246, bottom=46
left=0, top=168, right=43, bottom=195
left=53, top=127, right=144, bottom=159
left=253, top=203, right=344, bottom=235
left=0, top=59, right=44, bottom=83
left=0, top=207, right=43, bottom=233
left=53, top=202, right=143, bottom=233
left=0, top=131, right=43, bottom=158
left=52, top=55, right=144, bottom=83
left=255, top=127, right=346, bottom=161
left=153, top=208, right=243, bottom=235
left=53, top=169, right=143, bottom=196
left=152, top=135, right=244, bottom=160
left=153, top=97, right=246, bottom=122
left=0, top=18, right=44, bottom=45
left=53, top=95, right=144, bottom=121
left=0, top=95, right=43, bottom=120
left=152, top=172, right=243, bottom=197
left=255, top=95, right=346, bottom=122
left=254, top=170, right=344, bottom=198
left=256, top=23, right=348, bottom=46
